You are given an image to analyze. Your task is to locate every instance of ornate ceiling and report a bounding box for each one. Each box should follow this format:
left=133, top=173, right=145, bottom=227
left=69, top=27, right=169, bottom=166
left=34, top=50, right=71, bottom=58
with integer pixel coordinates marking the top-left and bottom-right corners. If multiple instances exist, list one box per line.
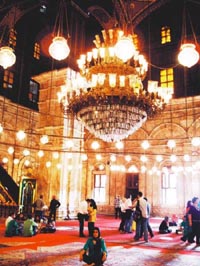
left=0, top=0, right=169, bottom=30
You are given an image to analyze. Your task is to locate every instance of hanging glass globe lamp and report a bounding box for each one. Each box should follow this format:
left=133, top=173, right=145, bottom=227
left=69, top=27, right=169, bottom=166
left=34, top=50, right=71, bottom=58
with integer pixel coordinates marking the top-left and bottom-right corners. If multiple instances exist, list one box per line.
left=49, top=36, right=70, bottom=61
left=178, top=43, right=199, bottom=68
left=0, top=46, right=16, bottom=69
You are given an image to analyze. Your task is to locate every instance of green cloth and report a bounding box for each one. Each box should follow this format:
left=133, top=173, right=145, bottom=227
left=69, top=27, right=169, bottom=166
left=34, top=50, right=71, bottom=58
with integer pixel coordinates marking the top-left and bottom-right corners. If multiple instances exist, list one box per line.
left=23, top=219, right=38, bottom=236
left=5, top=219, right=19, bottom=237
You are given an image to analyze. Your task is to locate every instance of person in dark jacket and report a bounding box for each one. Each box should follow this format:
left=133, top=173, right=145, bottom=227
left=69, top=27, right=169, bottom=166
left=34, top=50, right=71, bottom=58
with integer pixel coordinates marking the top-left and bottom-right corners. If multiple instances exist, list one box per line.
left=188, top=197, right=200, bottom=245
left=159, top=216, right=172, bottom=234
left=49, top=195, right=61, bottom=221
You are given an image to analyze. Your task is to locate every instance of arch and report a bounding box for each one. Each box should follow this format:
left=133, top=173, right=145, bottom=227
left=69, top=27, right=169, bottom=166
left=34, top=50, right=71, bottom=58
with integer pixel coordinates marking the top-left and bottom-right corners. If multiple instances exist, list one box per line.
left=188, top=116, right=200, bottom=137
left=127, top=126, right=149, bottom=140
left=17, top=155, right=37, bottom=180
left=150, top=122, right=187, bottom=139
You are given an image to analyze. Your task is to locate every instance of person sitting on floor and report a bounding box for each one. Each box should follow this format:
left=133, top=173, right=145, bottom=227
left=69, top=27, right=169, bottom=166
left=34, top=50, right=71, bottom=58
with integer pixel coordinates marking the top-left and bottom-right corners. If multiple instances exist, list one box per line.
left=5, top=212, right=16, bottom=228
left=5, top=213, right=19, bottom=237
left=40, top=217, right=56, bottom=233
left=16, top=212, right=25, bottom=235
left=159, top=216, right=172, bottom=234
left=23, top=214, right=38, bottom=237
left=169, top=214, right=178, bottom=226
left=80, top=227, right=107, bottom=266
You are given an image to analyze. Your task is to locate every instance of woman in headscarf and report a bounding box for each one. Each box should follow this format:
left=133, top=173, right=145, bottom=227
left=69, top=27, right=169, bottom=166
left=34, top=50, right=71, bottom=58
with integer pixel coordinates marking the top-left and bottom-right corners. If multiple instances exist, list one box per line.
left=80, top=227, right=107, bottom=266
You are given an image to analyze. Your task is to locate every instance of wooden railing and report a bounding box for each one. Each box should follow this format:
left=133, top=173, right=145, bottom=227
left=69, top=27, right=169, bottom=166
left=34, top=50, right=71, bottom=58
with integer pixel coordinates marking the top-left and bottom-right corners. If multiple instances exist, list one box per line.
left=0, top=165, right=19, bottom=204
left=0, top=203, right=19, bottom=218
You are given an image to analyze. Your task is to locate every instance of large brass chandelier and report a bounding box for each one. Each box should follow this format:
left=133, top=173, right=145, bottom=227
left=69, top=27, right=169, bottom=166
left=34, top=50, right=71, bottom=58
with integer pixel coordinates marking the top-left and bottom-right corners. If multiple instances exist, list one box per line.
left=59, top=28, right=172, bottom=142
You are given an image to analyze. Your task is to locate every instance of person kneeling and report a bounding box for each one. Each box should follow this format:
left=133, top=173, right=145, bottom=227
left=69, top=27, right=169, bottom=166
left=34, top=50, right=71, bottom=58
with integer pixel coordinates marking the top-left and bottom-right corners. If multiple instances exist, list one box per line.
left=80, top=227, right=107, bottom=266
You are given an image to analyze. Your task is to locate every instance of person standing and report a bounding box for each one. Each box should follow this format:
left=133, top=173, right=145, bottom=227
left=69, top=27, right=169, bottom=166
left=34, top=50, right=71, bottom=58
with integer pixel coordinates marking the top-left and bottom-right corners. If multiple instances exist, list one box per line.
left=33, top=194, right=45, bottom=220
left=88, top=199, right=97, bottom=237
left=114, top=195, right=121, bottom=219
left=49, top=195, right=61, bottom=221
left=188, top=197, right=200, bottom=245
left=77, top=199, right=90, bottom=237
left=118, top=198, right=127, bottom=233
left=124, top=197, right=133, bottom=233
left=133, top=191, right=149, bottom=242
left=79, top=227, right=107, bottom=266
left=143, top=197, right=154, bottom=238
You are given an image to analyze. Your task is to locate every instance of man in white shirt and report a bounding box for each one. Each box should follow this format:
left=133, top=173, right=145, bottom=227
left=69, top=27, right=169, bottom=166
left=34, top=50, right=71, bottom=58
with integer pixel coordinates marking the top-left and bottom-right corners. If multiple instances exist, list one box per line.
left=77, top=199, right=90, bottom=237
left=114, top=195, right=122, bottom=219
left=5, top=212, right=16, bottom=227
left=132, top=191, right=149, bottom=242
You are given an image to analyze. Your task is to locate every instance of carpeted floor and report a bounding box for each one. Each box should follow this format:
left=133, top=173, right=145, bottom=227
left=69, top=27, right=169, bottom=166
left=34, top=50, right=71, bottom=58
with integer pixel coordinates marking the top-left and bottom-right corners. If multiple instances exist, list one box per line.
left=0, top=215, right=199, bottom=265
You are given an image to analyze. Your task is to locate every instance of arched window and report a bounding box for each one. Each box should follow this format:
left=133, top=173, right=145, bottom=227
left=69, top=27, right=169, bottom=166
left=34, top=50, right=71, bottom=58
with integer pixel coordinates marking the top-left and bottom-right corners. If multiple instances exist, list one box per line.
left=161, top=166, right=177, bottom=205
left=94, top=173, right=106, bottom=203
left=161, top=26, right=171, bottom=44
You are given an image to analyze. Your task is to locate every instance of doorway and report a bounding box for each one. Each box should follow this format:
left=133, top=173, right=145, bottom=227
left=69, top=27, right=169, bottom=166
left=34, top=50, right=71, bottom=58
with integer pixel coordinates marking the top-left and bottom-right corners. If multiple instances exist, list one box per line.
left=125, top=173, right=139, bottom=200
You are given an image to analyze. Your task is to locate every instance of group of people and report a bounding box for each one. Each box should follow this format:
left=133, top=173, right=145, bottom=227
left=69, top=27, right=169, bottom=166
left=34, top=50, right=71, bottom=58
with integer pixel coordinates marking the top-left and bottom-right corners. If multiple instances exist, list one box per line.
left=4, top=194, right=60, bottom=237
left=4, top=193, right=199, bottom=266
left=131, top=192, right=154, bottom=242
left=5, top=212, right=39, bottom=237
left=115, top=192, right=200, bottom=246
left=155, top=196, right=200, bottom=246
left=77, top=198, right=97, bottom=237
left=33, top=194, right=60, bottom=221
left=178, top=197, right=200, bottom=245
left=77, top=198, right=108, bottom=266
left=117, top=192, right=154, bottom=243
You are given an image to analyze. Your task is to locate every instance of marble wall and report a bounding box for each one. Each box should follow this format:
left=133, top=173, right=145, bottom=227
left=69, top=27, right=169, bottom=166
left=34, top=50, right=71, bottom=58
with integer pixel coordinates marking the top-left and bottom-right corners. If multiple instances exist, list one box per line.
left=1, top=68, right=200, bottom=218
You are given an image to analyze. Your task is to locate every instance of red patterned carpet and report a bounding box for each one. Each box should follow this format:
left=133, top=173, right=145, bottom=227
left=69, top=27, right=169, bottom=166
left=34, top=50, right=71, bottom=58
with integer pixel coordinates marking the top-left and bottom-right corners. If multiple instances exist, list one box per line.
left=0, top=215, right=200, bottom=266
